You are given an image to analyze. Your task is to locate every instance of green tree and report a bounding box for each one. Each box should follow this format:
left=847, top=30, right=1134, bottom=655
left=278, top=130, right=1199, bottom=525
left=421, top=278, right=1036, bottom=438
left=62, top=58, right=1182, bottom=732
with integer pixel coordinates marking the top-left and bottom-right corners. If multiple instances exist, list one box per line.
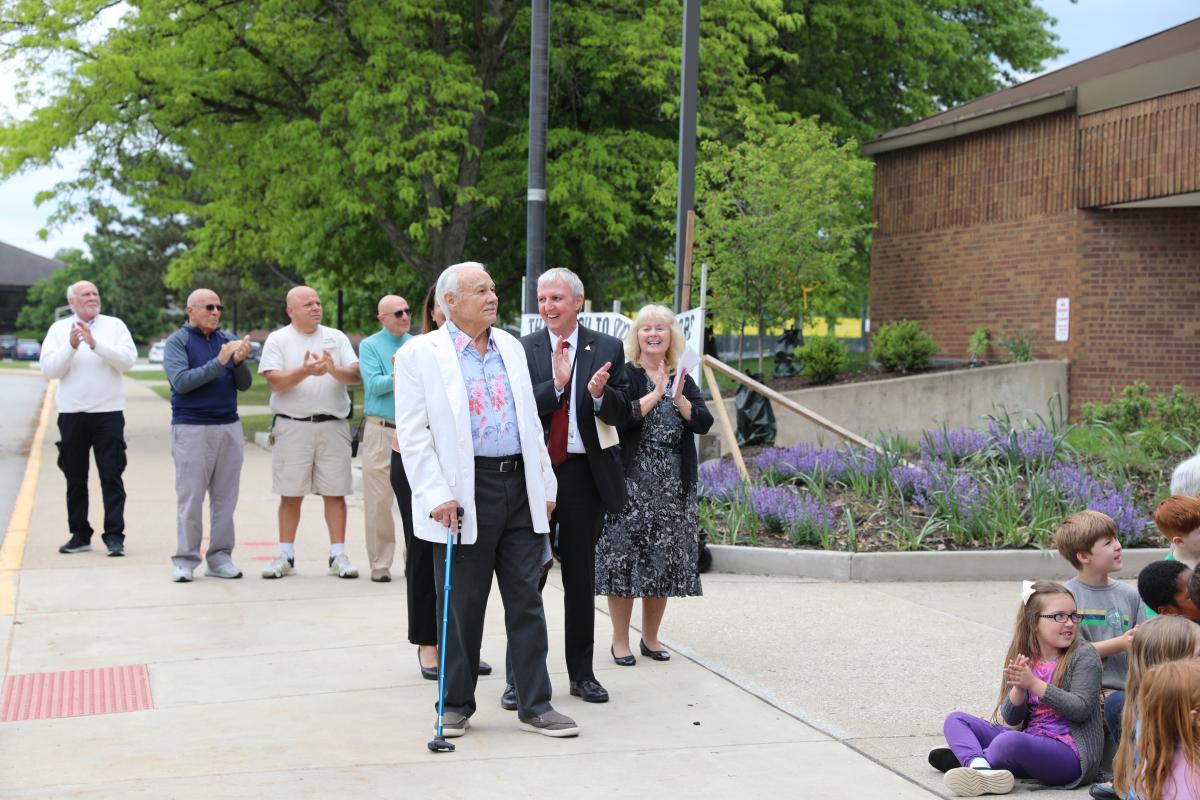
left=690, top=112, right=872, bottom=375
left=759, top=0, right=1065, bottom=141
left=1, top=0, right=1061, bottom=315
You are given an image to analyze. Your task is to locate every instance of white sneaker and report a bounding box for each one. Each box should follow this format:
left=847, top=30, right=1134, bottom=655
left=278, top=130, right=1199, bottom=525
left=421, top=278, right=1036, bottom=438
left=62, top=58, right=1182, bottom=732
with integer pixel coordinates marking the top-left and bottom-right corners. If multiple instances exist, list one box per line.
left=172, top=566, right=194, bottom=583
left=204, top=562, right=243, bottom=579
left=328, top=553, right=359, bottom=579
left=261, top=554, right=295, bottom=579
left=944, top=767, right=1014, bottom=797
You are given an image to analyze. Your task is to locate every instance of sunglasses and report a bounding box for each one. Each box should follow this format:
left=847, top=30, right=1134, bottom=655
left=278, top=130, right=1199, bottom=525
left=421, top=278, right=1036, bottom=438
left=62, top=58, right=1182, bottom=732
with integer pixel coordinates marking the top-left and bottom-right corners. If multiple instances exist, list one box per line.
left=203, top=304, right=224, bottom=312
left=391, top=308, right=411, bottom=318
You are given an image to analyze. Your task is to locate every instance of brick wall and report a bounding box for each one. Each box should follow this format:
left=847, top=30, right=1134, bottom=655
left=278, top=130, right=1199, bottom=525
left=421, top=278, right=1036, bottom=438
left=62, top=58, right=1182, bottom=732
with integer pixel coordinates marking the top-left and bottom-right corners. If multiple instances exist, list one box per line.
left=1078, top=88, right=1200, bottom=207
left=1073, top=208, right=1200, bottom=405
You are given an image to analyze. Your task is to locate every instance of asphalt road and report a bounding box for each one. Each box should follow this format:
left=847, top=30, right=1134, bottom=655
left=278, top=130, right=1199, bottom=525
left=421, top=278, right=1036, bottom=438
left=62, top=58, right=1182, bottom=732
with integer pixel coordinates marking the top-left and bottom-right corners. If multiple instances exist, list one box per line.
left=0, top=373, right=47, bottom=548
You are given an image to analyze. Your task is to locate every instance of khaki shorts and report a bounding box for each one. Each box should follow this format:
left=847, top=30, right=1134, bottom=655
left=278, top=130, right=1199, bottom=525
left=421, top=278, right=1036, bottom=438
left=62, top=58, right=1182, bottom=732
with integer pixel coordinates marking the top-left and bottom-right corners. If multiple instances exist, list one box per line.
left=271, top=417, right=353, bottom=496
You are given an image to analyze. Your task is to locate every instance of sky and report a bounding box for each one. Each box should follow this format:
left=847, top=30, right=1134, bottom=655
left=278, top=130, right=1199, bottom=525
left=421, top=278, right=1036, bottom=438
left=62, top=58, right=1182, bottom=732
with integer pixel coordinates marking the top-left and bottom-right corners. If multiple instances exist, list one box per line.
left=0, top=1, right=1197, bottom=261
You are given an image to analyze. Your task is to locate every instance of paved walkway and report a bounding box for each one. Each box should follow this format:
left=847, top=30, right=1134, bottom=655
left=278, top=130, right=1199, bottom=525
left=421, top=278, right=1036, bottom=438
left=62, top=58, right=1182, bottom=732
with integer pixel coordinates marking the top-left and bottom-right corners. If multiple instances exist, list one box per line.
left=0, top=377, right=1105, bottom=798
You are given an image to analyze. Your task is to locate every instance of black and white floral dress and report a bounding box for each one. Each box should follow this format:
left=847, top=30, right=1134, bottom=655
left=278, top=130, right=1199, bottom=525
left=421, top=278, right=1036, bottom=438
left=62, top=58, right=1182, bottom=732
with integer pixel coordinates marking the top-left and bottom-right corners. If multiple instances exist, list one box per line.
left=594, top=374, right=702, bottom=598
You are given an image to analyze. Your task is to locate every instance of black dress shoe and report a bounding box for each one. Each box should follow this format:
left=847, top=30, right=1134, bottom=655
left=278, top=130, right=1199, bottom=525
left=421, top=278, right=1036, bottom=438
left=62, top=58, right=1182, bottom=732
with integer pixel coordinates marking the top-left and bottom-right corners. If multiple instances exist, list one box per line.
left=418, top=650, right=438, bottom=681
left=1089, top=782, right=1119, bottom=800
left=478, top=659, right=493, bottom=676
left=500, top=683, right=518, bottom=711
left=106, top=543, right=125, bottom=558
left=639, top=639, right=670, bottom=661
left=611, top=645, right=636, bottom=667
left=569, top=679, right=609, bottom=703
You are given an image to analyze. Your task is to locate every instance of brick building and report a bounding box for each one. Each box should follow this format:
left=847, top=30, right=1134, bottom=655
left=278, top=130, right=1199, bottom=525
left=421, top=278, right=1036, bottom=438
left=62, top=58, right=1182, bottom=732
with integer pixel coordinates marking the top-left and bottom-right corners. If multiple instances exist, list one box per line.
left=863, top=19, right=1200, bottom=411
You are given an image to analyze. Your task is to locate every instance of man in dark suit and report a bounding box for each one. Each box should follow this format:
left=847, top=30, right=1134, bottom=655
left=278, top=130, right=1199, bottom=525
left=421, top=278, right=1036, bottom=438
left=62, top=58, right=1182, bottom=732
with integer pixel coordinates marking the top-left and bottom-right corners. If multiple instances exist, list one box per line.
left=509, top=267, right=631, bottom=706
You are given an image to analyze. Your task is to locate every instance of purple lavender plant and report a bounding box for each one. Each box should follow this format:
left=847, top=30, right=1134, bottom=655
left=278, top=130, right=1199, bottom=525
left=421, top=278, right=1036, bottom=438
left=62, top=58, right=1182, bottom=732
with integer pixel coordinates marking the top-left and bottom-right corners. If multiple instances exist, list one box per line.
left=987, top=420, right=1057, bottom=463
left=913, top=460, right=984, bottom=527
left=699, top=460, right=744, bottom=503
left=1050, top=461, right=1151, bottom=543
left=752, top=444, right=847, bottom=483
left=749, top=486, right=835, bottom=535
left=920, top=428, right=988, bottom=463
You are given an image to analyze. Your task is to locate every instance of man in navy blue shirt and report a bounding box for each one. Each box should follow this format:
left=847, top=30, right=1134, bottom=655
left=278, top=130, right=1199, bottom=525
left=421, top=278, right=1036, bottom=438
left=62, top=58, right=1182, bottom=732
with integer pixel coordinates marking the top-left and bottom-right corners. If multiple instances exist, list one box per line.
left=163, top=288, right=252, bottom=582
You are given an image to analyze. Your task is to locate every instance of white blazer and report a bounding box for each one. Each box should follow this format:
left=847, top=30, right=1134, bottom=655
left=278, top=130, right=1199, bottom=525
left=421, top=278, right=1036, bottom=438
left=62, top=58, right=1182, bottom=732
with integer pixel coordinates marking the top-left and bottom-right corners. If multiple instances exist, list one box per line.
left=394, top=326, right=557, bottom=545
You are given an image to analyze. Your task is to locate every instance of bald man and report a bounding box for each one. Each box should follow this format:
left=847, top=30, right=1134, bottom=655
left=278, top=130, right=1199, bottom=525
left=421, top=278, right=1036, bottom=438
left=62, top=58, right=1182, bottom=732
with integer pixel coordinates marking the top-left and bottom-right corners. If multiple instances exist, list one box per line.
left=40, top=280, right=138, bottom=557
left=258, top=286, right=362, bottom=579
left=357, top=294, right=414, bottom=582
left=163, top=289, right=253, bottom=581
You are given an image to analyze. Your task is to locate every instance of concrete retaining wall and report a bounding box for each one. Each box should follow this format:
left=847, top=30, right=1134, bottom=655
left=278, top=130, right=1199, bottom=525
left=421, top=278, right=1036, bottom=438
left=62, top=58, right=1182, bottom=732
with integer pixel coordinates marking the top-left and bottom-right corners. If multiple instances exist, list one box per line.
left=710, top=544, right=1167, bottom=582
left=720, top=360, right=1070, bottom=447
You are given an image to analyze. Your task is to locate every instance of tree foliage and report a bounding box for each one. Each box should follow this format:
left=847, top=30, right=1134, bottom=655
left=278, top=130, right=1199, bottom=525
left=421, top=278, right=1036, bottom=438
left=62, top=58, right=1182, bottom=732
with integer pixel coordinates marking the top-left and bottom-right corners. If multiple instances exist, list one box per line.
left=690, top=112, right=872, bottom=373
left=1, top=0, right=1063, bottom=317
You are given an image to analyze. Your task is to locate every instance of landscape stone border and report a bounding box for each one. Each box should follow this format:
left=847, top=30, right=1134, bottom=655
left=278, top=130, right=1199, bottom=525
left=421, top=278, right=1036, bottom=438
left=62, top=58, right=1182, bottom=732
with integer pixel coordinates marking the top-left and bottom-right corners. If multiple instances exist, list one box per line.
left=710, top=544, right=1169, bottom=582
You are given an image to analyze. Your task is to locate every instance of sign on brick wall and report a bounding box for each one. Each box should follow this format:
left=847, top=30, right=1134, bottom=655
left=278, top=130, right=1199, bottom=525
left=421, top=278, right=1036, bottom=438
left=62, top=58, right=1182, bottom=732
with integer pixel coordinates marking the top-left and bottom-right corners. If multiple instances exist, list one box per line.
left=1055, top=298, right=1070, bottom=342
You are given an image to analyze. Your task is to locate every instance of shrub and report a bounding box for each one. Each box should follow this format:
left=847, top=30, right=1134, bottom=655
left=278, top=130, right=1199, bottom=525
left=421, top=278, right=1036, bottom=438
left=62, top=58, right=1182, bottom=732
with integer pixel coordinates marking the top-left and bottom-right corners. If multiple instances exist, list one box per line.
left=797, top=336, right=848, bottom=384
left=1082, top=381, right=1153, bottom=432
left=999, top=329, right=1034, bottom=362
left=872, top=320, right=936, bottom=373
left=967, top=326, right=990, bottom=362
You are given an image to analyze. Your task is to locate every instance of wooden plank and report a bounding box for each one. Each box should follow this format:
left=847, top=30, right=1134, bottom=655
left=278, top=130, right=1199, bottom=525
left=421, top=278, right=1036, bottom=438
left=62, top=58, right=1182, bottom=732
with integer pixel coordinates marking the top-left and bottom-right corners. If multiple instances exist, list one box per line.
left=702, top=363, right=748, bottom=481
left=704, top=355, right=882, bottom=454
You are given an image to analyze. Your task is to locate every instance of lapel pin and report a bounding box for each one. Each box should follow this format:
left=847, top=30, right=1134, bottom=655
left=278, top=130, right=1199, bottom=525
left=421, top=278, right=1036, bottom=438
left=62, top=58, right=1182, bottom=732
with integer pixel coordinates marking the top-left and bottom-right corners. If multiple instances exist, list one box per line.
left=584, top=344, right=592, bottom=351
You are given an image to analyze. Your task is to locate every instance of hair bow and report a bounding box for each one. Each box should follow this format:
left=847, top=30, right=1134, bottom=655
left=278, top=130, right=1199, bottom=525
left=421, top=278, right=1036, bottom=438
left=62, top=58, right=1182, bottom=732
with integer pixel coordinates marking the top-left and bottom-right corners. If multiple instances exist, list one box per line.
left=1020, top=580, right=1036, bottom=606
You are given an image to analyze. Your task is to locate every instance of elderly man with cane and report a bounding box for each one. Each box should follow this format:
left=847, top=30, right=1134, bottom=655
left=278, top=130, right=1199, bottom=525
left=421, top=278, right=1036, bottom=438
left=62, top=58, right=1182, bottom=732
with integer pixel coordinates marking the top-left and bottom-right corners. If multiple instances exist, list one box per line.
left=394, top=261, right=577, bottom=740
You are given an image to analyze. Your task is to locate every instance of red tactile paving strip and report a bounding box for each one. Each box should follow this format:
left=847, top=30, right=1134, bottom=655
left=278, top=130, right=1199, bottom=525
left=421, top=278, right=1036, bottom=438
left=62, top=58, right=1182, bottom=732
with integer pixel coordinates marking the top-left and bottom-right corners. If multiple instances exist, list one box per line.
left=1, top=664, right=154, bottom=722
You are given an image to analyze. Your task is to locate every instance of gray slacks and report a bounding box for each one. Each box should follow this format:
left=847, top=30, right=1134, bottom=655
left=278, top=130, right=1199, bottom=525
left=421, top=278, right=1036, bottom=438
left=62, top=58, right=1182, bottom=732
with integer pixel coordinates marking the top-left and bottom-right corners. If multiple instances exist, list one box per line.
left=432, top=466, right=553, bottom=719
left=171, top=422, right=244, bottom=569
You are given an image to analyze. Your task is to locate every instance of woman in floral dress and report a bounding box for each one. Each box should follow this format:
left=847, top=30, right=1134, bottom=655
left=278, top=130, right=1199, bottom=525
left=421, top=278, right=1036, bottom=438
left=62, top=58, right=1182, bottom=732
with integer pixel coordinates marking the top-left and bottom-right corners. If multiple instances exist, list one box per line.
left=596, top=304, right=713, bottom=665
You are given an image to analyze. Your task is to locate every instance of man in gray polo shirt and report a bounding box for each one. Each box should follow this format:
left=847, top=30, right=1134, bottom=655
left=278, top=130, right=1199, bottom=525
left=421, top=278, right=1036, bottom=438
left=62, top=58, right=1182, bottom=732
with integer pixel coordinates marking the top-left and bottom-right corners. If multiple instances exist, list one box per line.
left=163, top=288, right=253, bottom=582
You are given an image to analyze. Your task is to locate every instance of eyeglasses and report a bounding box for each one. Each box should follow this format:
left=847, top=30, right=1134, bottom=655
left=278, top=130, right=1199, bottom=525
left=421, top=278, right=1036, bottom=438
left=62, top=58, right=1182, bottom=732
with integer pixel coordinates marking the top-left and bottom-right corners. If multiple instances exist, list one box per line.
left=1038, top=612, right=1083, bottom=624
left=391, top=309, right=411, bottom=318
left=204, top=304, right=224, bottom=312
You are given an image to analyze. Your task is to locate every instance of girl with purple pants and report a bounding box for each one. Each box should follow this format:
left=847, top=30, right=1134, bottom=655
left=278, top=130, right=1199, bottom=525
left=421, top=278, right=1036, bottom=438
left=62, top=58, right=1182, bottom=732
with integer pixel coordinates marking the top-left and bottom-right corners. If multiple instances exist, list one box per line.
left=929, top=580, right=1104, bottom=796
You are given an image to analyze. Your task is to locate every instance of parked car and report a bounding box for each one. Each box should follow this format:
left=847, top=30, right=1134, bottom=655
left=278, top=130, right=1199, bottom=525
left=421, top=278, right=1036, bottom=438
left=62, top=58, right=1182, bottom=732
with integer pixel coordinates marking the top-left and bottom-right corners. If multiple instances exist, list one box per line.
left=0, top=334, right=16, bottom=359
left=148, top=340, right=166, bottom=363
left=246, top=340, right=263, bottom=361
left=13, top=339, right=41, bottom=361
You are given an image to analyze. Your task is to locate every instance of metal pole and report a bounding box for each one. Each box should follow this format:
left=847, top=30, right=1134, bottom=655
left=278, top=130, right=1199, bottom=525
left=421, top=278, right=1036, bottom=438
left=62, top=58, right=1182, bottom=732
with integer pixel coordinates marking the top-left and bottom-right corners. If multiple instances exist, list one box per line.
left=673, top=0, right=700, bottom=313
left=525, top=0, right=550, bottom=314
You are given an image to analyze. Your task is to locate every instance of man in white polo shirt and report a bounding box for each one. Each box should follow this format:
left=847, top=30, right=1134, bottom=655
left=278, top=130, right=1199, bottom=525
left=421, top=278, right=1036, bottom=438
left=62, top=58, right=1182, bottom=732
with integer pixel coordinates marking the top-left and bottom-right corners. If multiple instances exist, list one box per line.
left=258, top=285, right=362, bottom=579
left=39, top=280, right=138, bottom=557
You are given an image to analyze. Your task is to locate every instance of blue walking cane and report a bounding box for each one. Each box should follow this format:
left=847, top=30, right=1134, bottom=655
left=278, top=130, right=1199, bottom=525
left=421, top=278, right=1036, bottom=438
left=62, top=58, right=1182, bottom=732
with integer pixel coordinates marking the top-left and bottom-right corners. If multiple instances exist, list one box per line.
left=428, top=506, right=463, bottom=753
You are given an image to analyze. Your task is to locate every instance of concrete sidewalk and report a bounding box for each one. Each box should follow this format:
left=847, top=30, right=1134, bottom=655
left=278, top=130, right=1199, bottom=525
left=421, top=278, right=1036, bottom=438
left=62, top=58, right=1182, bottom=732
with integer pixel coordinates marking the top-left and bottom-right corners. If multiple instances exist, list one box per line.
left=0, top=378, right=941, bottom=799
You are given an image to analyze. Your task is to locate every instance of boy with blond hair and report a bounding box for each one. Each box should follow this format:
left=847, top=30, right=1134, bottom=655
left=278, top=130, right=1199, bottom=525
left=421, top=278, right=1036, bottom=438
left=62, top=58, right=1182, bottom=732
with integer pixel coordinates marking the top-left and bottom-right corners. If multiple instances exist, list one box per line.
left=1056, top=510, right=1145, bottom=761
left=1056, top=510, right=1145, bottom=687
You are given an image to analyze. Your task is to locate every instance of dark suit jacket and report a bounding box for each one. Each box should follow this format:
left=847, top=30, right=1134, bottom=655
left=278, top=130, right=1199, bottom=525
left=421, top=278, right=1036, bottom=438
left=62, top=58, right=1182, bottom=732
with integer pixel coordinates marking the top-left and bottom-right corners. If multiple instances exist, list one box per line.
left=618, top=367, right=714, bottom=493
left=521, top=325, right=632, bottom=514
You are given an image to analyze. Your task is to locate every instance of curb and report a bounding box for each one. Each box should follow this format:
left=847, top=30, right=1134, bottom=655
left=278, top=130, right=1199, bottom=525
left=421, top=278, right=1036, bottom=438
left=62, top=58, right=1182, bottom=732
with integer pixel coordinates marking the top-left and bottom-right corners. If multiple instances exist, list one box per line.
left=709, top=544, right=1170, bottom=582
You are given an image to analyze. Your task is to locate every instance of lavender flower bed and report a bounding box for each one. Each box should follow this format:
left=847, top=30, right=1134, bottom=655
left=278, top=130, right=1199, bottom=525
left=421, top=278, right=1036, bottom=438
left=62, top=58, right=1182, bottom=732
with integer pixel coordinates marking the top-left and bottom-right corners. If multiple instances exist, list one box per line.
left=699, top=419, right=1161, bottom=552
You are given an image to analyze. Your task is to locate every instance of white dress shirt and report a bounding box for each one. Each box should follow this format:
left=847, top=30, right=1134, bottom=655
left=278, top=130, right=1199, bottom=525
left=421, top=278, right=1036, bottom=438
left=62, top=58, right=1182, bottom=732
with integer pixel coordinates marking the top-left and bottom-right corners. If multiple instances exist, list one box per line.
left=40, top=314, right=138, bottom=413
left=551, top=326, right=603, bottom=455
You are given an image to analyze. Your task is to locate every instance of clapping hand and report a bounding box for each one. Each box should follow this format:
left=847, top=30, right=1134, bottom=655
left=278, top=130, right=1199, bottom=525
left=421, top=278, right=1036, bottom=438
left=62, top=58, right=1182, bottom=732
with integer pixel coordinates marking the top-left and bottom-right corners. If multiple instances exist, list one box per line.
left=302, top=350, right=330, bottom=376
left=647, top=360, right=669, bottom=400
left=69, top=322, right=95, bottom=350
left=588, top=361, right=612, bottom=399
left=233, top=335, right=252, bottom=364
left=552, top=339, right=572, bottom=391
left=217, top=339, right=241, bottom=365
left=1004, top=654, right=1034, bottom=691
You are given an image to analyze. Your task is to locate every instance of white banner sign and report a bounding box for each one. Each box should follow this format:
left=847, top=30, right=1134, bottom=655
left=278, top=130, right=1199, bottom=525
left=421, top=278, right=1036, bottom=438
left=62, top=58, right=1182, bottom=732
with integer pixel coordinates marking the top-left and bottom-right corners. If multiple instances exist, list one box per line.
left=521, top=307, right=705, bottom=359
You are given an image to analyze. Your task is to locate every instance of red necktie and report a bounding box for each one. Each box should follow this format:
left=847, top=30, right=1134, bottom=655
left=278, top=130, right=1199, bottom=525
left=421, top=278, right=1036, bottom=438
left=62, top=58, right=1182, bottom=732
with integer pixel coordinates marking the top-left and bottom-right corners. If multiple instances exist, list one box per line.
left=548, top=341, right=571, bottom=467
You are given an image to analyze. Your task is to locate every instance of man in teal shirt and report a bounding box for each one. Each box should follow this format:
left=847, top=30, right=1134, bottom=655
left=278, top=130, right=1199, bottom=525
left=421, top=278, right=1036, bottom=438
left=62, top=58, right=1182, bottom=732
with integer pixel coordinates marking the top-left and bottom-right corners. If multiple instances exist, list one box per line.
left=358, top=294, right=413, bottom=582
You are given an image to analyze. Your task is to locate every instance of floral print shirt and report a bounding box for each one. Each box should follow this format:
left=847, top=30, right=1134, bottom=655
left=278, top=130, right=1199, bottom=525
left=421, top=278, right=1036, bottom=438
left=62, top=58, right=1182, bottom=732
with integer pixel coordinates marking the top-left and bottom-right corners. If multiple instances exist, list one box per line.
left=444, top=321, right=521, bottom=457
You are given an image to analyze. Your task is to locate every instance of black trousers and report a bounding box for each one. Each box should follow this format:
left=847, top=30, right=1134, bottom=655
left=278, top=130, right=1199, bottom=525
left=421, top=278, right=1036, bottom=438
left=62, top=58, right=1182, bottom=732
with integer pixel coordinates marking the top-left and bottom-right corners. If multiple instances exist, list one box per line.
left=391, top=451, right=436, bottom=646
left=55, top=411, right=127, bottom=544
left=432, top=466, right=552, bottom=719
left=549, top=456, right=604, bottom=681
